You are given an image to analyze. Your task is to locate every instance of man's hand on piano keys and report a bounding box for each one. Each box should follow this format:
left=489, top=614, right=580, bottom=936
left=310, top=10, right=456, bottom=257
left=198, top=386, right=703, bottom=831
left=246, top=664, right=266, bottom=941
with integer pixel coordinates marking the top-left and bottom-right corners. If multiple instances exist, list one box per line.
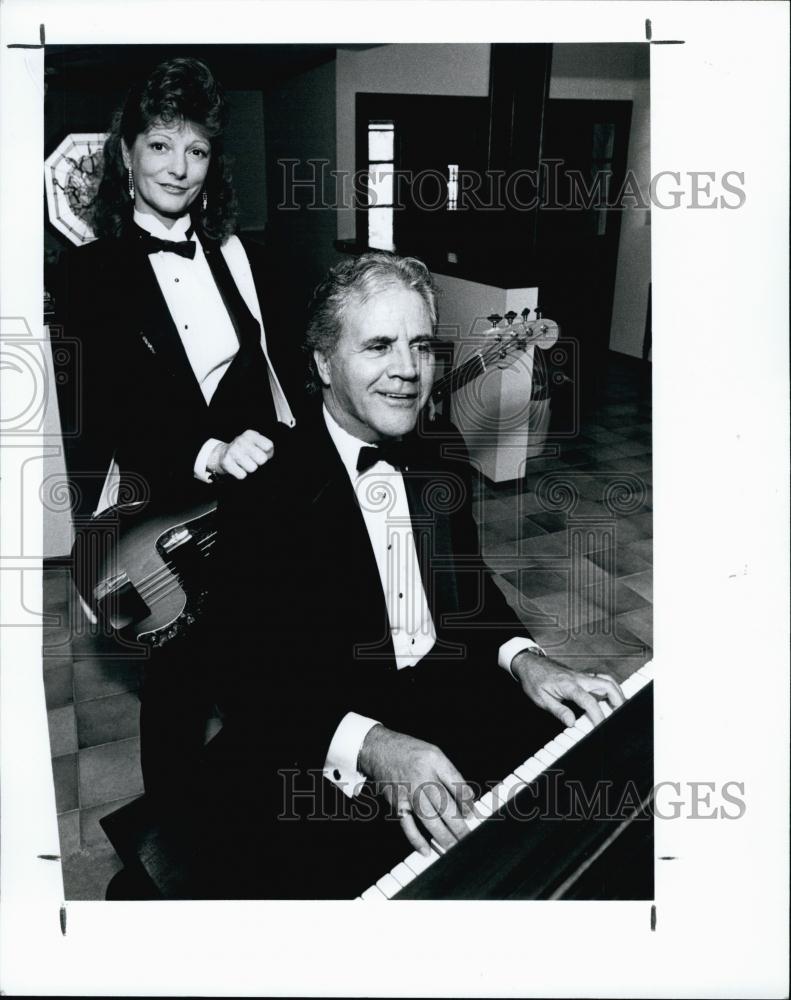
left=357, top=725, right=476, bottom=857
left=510, top=652, right=625, bottom=728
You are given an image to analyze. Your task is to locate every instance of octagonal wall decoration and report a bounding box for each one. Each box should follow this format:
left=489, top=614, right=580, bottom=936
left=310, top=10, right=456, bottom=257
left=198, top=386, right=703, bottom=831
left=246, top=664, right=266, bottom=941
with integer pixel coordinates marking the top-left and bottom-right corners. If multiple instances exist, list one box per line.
left=44, top=133, right=107, bottom=246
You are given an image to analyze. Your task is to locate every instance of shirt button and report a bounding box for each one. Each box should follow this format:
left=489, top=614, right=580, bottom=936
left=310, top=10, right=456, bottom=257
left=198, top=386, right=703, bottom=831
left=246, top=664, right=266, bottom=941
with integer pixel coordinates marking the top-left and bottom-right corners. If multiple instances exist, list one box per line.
left=184, top=324, right=189, bottom=330
left=174, top=277, right=180, bottom=283
left=399, top=592, right=403, bottom=599
left=333, top=769, right=341, bottom=781
left=411, top=638, right=415, bottom=645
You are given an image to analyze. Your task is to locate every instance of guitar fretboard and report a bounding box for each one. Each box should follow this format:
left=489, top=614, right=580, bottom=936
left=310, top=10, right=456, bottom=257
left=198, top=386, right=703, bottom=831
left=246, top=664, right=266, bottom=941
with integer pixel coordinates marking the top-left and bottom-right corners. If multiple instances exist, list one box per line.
left=431, top=352, right=485, bottom=401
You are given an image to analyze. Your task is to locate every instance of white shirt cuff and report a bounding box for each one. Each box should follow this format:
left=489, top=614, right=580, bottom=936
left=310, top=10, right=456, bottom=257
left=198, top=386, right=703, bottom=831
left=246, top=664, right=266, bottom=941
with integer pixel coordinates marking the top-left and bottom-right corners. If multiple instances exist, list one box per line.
left=194, top=438, right=224, bottom=483
left=323, top=712, right=381, bottom=798
left=498, top=636, right=546, bottom=680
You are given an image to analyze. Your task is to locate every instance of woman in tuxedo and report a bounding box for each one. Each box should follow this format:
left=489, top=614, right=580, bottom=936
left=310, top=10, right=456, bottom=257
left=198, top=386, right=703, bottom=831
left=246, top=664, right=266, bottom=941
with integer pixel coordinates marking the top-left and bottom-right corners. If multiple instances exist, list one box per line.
left=62, top=56, right=299, bottom=802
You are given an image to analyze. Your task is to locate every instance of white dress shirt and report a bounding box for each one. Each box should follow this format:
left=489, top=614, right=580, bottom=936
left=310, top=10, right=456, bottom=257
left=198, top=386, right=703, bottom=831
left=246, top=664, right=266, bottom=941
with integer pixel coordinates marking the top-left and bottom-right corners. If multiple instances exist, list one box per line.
left=320, top=407, right=544, bottom=797
left=92, top=211, right=295, bottom=514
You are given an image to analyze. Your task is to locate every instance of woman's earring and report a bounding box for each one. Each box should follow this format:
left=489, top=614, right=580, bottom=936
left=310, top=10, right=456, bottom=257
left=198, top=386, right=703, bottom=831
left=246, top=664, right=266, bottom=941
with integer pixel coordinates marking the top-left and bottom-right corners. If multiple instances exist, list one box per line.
left=202, top=190, right=208, bottom=211
left=127, top=168, right=135, bottom=200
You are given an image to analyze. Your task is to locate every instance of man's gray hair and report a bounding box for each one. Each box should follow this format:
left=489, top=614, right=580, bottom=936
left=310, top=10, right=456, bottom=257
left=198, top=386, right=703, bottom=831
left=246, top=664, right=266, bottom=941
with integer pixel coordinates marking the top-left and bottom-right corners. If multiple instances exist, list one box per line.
left=304, top=251, right=438, bottom=392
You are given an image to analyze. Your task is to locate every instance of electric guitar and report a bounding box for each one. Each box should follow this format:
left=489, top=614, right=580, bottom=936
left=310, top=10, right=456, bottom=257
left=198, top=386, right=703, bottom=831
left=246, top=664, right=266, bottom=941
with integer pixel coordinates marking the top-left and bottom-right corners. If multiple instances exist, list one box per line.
left=71, top=313, right=559, bottom=646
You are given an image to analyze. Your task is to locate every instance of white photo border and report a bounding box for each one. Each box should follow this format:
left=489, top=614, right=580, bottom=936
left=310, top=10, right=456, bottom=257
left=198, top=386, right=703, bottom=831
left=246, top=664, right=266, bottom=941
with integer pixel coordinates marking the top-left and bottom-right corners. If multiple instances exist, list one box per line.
left=1, top=1, right=788, bottom=996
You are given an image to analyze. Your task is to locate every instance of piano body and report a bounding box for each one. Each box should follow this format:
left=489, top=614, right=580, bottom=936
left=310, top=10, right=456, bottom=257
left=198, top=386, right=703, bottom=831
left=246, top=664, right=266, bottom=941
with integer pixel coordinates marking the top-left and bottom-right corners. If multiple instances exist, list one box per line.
left=360, top=662, right=655, bottom=901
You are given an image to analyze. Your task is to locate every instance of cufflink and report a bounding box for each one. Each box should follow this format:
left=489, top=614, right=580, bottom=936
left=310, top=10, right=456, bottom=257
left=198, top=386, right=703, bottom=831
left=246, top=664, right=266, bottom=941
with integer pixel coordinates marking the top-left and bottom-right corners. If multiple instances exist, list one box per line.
left=333, top=769, right=341, bottom=781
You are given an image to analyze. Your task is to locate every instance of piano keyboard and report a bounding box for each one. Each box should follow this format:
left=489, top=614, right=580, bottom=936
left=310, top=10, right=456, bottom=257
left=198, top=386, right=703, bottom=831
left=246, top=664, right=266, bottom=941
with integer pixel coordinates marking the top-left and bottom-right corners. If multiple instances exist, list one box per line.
left=358, top=660, right=655, bottom=900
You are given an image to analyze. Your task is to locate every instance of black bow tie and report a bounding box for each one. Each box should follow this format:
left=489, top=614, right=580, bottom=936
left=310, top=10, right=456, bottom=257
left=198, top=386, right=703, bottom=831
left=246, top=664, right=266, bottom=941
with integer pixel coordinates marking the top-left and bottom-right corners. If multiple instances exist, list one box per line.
left=357, top=440, right=413, bottom=473
left=135, top=224, right=196, bottom=259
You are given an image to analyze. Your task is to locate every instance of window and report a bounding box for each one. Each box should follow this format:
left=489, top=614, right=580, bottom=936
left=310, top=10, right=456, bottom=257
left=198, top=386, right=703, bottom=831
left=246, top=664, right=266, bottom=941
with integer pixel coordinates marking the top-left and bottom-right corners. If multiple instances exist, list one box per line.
left=367, top=120, right=395, bottom=251
left=447, top=164, right=459, bottom=211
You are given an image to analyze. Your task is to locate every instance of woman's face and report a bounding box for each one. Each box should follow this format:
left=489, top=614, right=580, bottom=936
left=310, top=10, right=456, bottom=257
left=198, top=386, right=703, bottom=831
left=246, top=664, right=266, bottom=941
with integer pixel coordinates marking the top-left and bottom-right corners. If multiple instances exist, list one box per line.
left=123, top=119, right=211, bottom=228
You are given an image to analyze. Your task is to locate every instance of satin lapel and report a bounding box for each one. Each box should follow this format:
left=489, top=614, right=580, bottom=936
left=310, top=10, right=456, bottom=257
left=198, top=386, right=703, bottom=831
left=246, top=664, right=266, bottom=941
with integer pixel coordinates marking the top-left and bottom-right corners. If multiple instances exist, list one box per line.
left=120, top=234, right=209, bottom=414
left=200, top=235, right=259, bottom=350
left=306, top=421, right=381, bottom=575
left=242, top=239, right=278, bottom=345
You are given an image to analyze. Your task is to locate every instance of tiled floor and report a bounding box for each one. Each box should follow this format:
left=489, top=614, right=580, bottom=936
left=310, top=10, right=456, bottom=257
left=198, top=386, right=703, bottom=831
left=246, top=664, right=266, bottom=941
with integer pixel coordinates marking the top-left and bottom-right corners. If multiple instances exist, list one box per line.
left=474, top=354, right=652, bottom=683
left=42, top=566, right=146, bottom=898
left=44, top=350, right=651, bottom=899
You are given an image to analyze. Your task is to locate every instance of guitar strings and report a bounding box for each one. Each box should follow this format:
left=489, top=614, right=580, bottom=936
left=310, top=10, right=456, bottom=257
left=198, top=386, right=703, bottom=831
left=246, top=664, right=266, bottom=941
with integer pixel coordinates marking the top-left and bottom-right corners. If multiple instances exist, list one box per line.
left=133, top=532, right=217, bottom=604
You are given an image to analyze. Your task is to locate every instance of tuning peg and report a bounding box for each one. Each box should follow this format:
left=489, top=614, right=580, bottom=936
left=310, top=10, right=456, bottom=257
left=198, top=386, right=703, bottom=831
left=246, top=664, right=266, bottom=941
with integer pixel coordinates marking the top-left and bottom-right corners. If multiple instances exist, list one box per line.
left=535, top=308, right=543, bottom=320
left=487, top=313, right=503, bottom=327
left=521, top=307, right=531, bottom=322
left=504, top=310, right=517, bottom=325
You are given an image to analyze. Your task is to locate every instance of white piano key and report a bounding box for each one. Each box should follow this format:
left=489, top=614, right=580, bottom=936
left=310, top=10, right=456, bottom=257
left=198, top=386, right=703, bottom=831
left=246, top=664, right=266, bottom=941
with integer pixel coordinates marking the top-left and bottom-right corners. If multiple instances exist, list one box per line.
left=553, top=732, right=576, bottom=750
left=600, top=702, right=613, bottom=719
left=465, top=813, right=483, bottom=832
left=534, top=747, right=555, bottom=767
left=477, top=790, right=495, bottom=812
left=499, top=772, right=527, bottom=801
left=626, top=671, right=651, bottom=694
left=487, top=785, right=508, bottom=811
left=402, top=849, right=435, bottom=875
left=514, top=758, right=542, bottom=783
left=430, top=839, right=447, bottom=856
left=620, top=673, right=641, bottom=697
left=376, top=872, right=403, bottom=898
left=390, top=862, right=417, bottom=888
left=361, top=885, right=388, bottom=901
left=543, top=737, right=565, bottom=759
left=561, top=727, right=584, bottom=744
left=575, top=715, right=594, bottom=735
left=473, top=796, right=494, bottom=818
left=638, top=662, right=655, bottom=681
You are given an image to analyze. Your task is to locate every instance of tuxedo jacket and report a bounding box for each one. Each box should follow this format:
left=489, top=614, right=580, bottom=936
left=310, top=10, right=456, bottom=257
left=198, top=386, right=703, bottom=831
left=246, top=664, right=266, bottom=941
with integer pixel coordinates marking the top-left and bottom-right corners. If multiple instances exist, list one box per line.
left=208, top=413, right=534, bottom=777
left=56, top=225, right=305, bottom=521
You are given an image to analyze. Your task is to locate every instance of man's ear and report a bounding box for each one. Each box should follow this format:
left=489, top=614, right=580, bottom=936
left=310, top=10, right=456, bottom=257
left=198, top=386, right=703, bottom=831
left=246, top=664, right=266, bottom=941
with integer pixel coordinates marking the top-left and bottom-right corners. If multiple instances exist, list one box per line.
left=314, top=349, right=331, bottom=387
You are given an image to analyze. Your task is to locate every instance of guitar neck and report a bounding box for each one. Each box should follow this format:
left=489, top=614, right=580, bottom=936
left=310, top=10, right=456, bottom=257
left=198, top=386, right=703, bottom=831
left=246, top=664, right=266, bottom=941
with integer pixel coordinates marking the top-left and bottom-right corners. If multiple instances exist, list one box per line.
left=431, top=352, right=486, bottom=402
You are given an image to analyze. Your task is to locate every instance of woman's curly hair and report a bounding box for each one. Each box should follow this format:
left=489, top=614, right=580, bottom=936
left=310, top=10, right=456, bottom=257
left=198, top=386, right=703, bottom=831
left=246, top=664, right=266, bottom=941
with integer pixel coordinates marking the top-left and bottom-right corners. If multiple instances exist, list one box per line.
left=92, top=57, right=237, bottom=242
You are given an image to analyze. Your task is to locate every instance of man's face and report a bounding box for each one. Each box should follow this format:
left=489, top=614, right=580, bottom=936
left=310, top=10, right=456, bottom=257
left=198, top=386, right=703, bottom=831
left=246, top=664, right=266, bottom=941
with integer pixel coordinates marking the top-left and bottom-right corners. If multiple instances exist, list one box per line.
left=316, top=283, right=435, bottom=443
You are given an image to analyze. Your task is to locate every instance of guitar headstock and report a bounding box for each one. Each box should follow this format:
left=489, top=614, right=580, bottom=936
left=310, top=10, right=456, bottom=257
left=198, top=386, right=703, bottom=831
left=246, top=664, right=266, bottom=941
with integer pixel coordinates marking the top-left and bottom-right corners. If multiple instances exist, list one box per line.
left=431, top=309, right=561, bottom=403
left=520, top=316, right=559, bottom=350
left=481, top=311, right=559, bottom=370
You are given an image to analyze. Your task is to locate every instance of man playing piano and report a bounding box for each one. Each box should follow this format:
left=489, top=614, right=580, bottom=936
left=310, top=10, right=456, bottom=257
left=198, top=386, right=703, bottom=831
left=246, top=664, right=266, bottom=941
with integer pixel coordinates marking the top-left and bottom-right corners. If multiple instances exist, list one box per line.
left=104, top=251, right=625, bottom=899
left=200, top=251, right=626, bottom=897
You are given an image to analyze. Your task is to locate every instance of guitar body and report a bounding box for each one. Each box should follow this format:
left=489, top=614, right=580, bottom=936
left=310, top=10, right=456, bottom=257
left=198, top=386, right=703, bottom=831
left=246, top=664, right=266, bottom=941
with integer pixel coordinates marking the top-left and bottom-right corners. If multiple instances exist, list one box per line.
left=71, top=498, right=217, bottom=647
